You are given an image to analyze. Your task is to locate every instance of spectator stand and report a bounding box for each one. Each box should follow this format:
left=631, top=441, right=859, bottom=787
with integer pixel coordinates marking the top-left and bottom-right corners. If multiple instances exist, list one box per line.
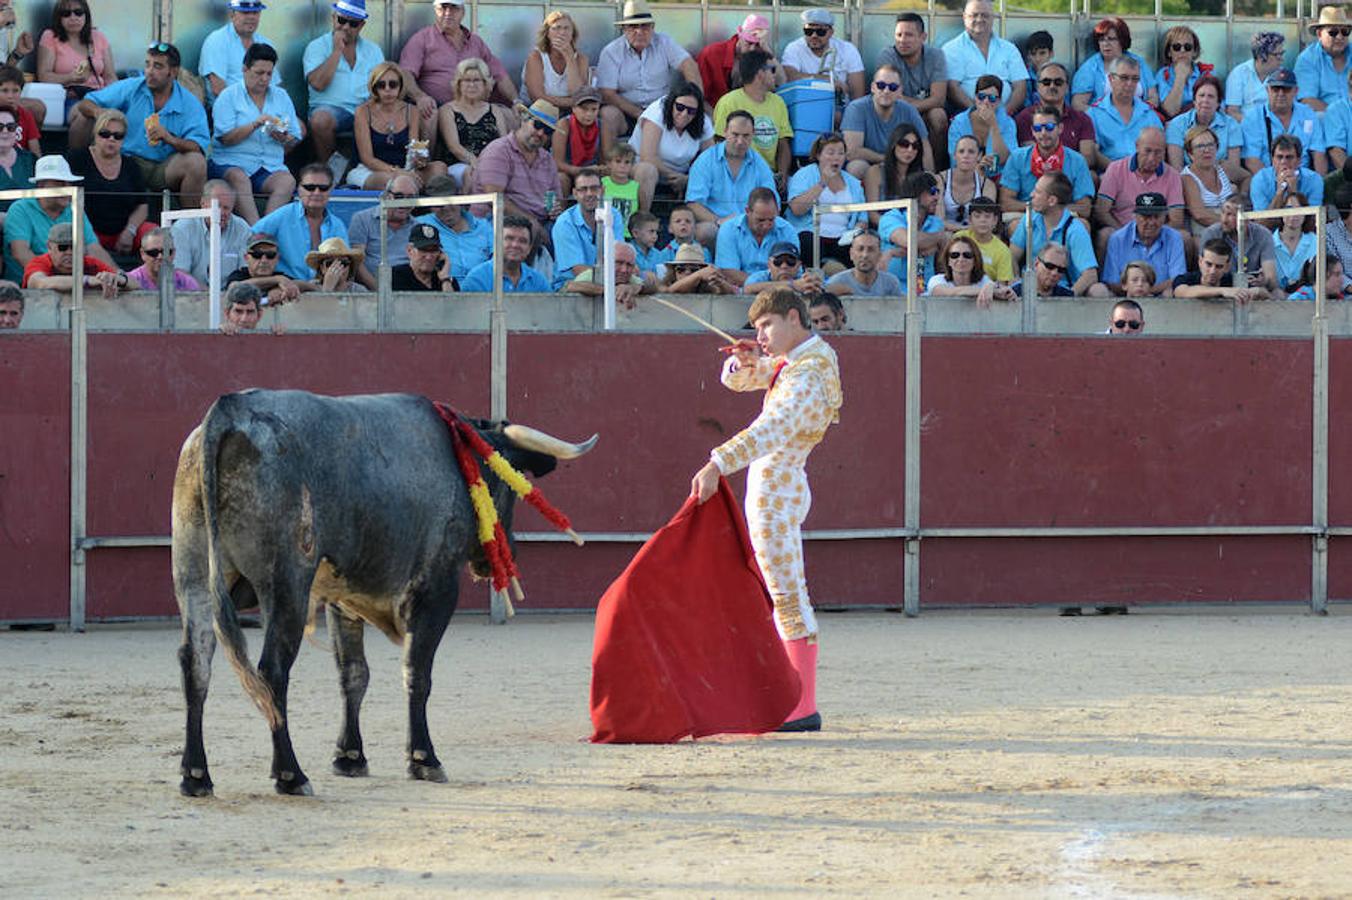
left=160, top=196, right=221, bottom=327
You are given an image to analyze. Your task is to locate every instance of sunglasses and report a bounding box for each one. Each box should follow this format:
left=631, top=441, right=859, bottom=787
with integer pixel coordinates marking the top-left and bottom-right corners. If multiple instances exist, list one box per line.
left=1269, top=84, right=1296, bottom=92
left=336, top=15, right=364, bottom=27
left=531, top=120, right=555, bottom=134
left=803, top=26, right=829, bottom=37
left=97, top=128, right=124, bottom=140
left=388, top=191, right=413, bottom=200
left=0, top=122, right=17, bottom=132
left=976, top=92, right=999, bottom=102
left=673, top=101, right=698, bottom=115
left=142, top=246, right=169, bottom=258
left=1038, top=258, right=1067, bottom=273
left=1113, top=319, right=1143, bottom=330
left=927, top=186, right=941, bottom=196
left=1031, top=121, right=1057, bottom=133
left=248, top=249, right=278, bottom=259
left=1097, top=34, right=1121, bottom=42
left=53, top=242, right=72, bottom=252
left=874, top=80, right=901, bottom=92
left=1170, top=42, right=1195, bottom=52
left=771, top=255, right=800, bottom=266
left=1325, top=26, right=1352, bottom=37
left=148, top=42, right=171, bottom=53
left=1038, top=77, right=1066, bottom=87
left=948, top=250, right=974, bottom=260
left=300, top=182, right=332, bottom=192
left=898, top=139, right=920, bottom=150
left=59, top=7, right=86, bottom=16
left=1190, top=141, right=1217, bottom=151
left=375, top=79, right=402, bottom=90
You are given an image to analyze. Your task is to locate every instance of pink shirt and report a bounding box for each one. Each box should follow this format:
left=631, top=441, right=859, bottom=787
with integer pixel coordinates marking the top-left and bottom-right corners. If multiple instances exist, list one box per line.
left=472, top=133, right=560, bottom=219
left=1098, top=155, right=1185, bottom=228
left=39, top=28, right=112, bottom=89
left=398, top=25, right=509, bottom=105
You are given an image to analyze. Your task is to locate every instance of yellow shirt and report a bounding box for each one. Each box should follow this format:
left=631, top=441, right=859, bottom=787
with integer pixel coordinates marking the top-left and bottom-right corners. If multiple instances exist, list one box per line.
left=713, top=88, right=794, bottom=170
left=954, top=229, right=1014, bottom=283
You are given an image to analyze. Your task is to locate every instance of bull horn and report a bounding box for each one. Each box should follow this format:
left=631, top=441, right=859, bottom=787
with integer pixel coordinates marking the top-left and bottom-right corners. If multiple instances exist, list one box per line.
left=503, top=424, right=598, bottom=460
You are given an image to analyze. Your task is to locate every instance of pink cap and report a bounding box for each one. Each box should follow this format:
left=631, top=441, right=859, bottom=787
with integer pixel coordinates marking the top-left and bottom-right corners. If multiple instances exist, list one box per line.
left=738, top=14, right=770, bottom=45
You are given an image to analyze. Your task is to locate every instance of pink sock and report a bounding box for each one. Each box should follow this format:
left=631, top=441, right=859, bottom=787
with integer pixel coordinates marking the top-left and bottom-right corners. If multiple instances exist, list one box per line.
left=784, top=637, right=818, bottom=721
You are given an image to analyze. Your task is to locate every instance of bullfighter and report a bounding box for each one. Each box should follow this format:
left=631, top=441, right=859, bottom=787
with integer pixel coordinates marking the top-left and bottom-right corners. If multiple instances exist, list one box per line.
left=690, top=287, right=843, bottom=732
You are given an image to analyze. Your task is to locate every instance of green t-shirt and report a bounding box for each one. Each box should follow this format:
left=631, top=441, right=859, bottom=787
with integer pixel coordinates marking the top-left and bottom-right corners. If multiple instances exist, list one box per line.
left=602, top=176, right=639, bottom=236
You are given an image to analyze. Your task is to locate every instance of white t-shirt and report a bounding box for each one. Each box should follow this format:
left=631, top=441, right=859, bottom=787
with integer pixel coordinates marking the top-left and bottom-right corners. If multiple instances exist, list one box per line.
left=780, top=37, right=864, bottom=87
left=818, top=183, right=854, bottom=237
left=627, top=97, right=714, bottom=174
left=927, top=273, right=992, bottom=292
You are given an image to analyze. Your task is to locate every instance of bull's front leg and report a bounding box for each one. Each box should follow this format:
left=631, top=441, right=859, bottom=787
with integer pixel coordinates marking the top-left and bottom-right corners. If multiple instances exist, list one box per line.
left=327, top=605, right=370, bottom=777
left=402, top=574, right=458, bottom=783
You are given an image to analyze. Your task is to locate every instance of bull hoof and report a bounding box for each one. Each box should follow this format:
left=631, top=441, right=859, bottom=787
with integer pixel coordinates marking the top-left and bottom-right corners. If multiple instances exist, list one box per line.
left=273, top=772, right=314, bottom=796
left=332, top=752, right=369, bottom=778
left=179, top=771, right=214, bottom=798
left=408, top=762, right=448, bottom=783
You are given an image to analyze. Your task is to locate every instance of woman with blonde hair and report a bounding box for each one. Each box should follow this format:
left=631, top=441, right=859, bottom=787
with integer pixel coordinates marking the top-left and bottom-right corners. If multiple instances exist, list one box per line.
left=1157, top=25, right=1209, bottom=118
left=523, top=11, right=589, bottom=111
left=350, top=62, right=445, bottom=190
left=1180, top=124, right=1233, bottom=231
left=927, top=233, right=1015, bottom=307
left=67, top=107, right=153, bottom=253
left=438, top=57, right=518, bottom=188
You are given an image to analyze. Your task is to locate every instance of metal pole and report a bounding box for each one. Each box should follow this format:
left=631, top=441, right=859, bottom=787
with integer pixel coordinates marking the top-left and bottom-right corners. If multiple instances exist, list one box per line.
left=207, top=199, right=220, bottom=329
left=1020, top=205, right=1035, bottom=332
left=598, top=201, right=616, bottom=330
left=489, top=193, right=509, bottom=624
left=378, top=201, right=390, bottom=330
left=69, top=185, right=87, bottom=631
left=812, top=205, right=821, bottom=271
left=1312, top=205, right=1329, bottom=614
left=903, top=197, right=921, bottom=616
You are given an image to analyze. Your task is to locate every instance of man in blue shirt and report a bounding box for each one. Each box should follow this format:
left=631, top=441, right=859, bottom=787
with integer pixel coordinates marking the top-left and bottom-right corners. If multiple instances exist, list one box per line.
left=713, top=187, right=799, bottom=287
left=1295, top=6, right=1352, bottom=112
left=303, top=0, right=387, bottom=174
left=841, top=66, right=931, bottom=179
left=1009, top=171, right=1109, bottom=296
left=1321, top=68, right=1352, bottom=171
left=198, top=0, right=279, bottom=101
left=550, top=167, right=623, bottom=290
left=71, top=42, right=209, bottom=206
left=2, top=155, right=111, bottom=283
left=1101, top=191, right=1187, bottom=296
left=461, top=215, right=550, bottom=293
left=414, top=175, right=493, bottom=280
left=878, top=171, right=947, bottom=287
left=941, top=0, right=1026, bottom=113
left=1000, top=105, right=1094, bottom=219
left=1086, top=55, right=1163, bottom=168
left=685, top=110, right=775, bottom=246
left=1250, top=134, right=1325, bottom=210
left=252, top=163, right=349, bottom=280
left=1242, top=68, right=1327, bottom=174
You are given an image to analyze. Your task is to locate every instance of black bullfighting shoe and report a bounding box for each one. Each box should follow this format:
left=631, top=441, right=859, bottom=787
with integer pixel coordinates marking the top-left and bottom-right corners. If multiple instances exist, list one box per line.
left=777, top=711, right=822, bottom=732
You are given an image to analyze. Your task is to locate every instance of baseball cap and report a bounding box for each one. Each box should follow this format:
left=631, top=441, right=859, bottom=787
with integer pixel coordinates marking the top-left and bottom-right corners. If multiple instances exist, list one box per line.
left=246, top=234, right=278, bottom=250
left=1265, top=67, right=1297, bottom=88
left=409, top=223, right=442, bottom=250
left=768, top=241, right=800, bottom=260
left=1134, top=192, right=1167, bottom=215
left=574, top=85, right=602, bottom=106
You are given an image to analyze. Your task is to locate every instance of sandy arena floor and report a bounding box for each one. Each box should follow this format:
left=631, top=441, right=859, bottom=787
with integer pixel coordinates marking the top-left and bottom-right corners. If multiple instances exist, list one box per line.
left=4, top=608, right=1352, bottom=898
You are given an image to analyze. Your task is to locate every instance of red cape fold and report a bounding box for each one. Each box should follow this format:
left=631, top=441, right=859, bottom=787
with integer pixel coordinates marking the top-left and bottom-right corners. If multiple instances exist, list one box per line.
left=589, top=478, right=801, bottom=743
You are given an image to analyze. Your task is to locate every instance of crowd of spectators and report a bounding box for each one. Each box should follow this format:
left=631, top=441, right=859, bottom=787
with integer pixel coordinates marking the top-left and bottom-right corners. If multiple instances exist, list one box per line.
left=6, top=0, right=1352, bottom=337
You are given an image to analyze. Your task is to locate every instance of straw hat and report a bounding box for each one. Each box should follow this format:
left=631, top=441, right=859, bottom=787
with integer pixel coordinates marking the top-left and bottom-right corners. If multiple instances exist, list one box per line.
left=671, top=243, right=706, bottom=266
left=615, top=0, right=655, bottom=27
left=1310, top=5, right=1352, bottom=32
left=516, top=98, right=560, bottom=129
left=304, top=237, right=364, bottom=270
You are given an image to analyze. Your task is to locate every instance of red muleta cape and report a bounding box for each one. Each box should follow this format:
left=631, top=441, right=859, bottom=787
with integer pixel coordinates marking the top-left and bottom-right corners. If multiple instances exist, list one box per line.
left=589, top=478, right=801, bottom=743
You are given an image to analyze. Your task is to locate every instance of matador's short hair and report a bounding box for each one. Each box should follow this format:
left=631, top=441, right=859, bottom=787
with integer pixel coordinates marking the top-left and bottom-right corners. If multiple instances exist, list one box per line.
left=747, top=286, right=809, bottom=329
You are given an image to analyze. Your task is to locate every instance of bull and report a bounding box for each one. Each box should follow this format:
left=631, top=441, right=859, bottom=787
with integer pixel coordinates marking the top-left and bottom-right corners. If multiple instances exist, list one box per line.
left=171, top=390, right=596, bottom=797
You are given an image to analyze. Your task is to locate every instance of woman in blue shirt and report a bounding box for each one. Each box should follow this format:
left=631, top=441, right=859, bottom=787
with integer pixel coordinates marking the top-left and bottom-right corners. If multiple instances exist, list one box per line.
left=1157, top=25, right=1210, bottom=119
left=210, top=43, right=301, bottom=224
left=1072, top=17, right=1157, bottom=111
left=1273, top=193, right=1318, bottom=290
left=785, top=132, right=865, bottom=264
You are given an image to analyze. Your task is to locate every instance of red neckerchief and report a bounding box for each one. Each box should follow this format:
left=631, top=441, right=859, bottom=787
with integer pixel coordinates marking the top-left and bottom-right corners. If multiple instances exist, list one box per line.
left=1030, top=143, right=1065, bottom=178
left=769, top=360, right=788, bottom=389
left=567, top=114, right=600, bottom=166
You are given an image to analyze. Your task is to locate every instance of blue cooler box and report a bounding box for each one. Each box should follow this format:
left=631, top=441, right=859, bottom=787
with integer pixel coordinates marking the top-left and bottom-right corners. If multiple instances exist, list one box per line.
left=779, top=79, right=834, bottom=156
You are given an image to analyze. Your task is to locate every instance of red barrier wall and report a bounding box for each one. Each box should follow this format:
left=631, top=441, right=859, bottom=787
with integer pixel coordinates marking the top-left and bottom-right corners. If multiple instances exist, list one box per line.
left=0, top=331, right=1337, bottom=621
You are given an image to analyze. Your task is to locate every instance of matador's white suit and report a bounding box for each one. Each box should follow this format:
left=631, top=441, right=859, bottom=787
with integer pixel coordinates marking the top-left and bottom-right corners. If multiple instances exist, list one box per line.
left=710, top=333, right=842, bottom=725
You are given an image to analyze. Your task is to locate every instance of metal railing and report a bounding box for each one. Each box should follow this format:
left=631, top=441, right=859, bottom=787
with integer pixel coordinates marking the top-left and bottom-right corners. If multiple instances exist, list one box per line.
left=160, top=200, right=221, bottom=328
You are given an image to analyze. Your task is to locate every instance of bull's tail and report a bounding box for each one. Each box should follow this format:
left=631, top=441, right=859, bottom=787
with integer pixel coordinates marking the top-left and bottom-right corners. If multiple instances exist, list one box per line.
left=199, top=395, right=283, bottom=731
